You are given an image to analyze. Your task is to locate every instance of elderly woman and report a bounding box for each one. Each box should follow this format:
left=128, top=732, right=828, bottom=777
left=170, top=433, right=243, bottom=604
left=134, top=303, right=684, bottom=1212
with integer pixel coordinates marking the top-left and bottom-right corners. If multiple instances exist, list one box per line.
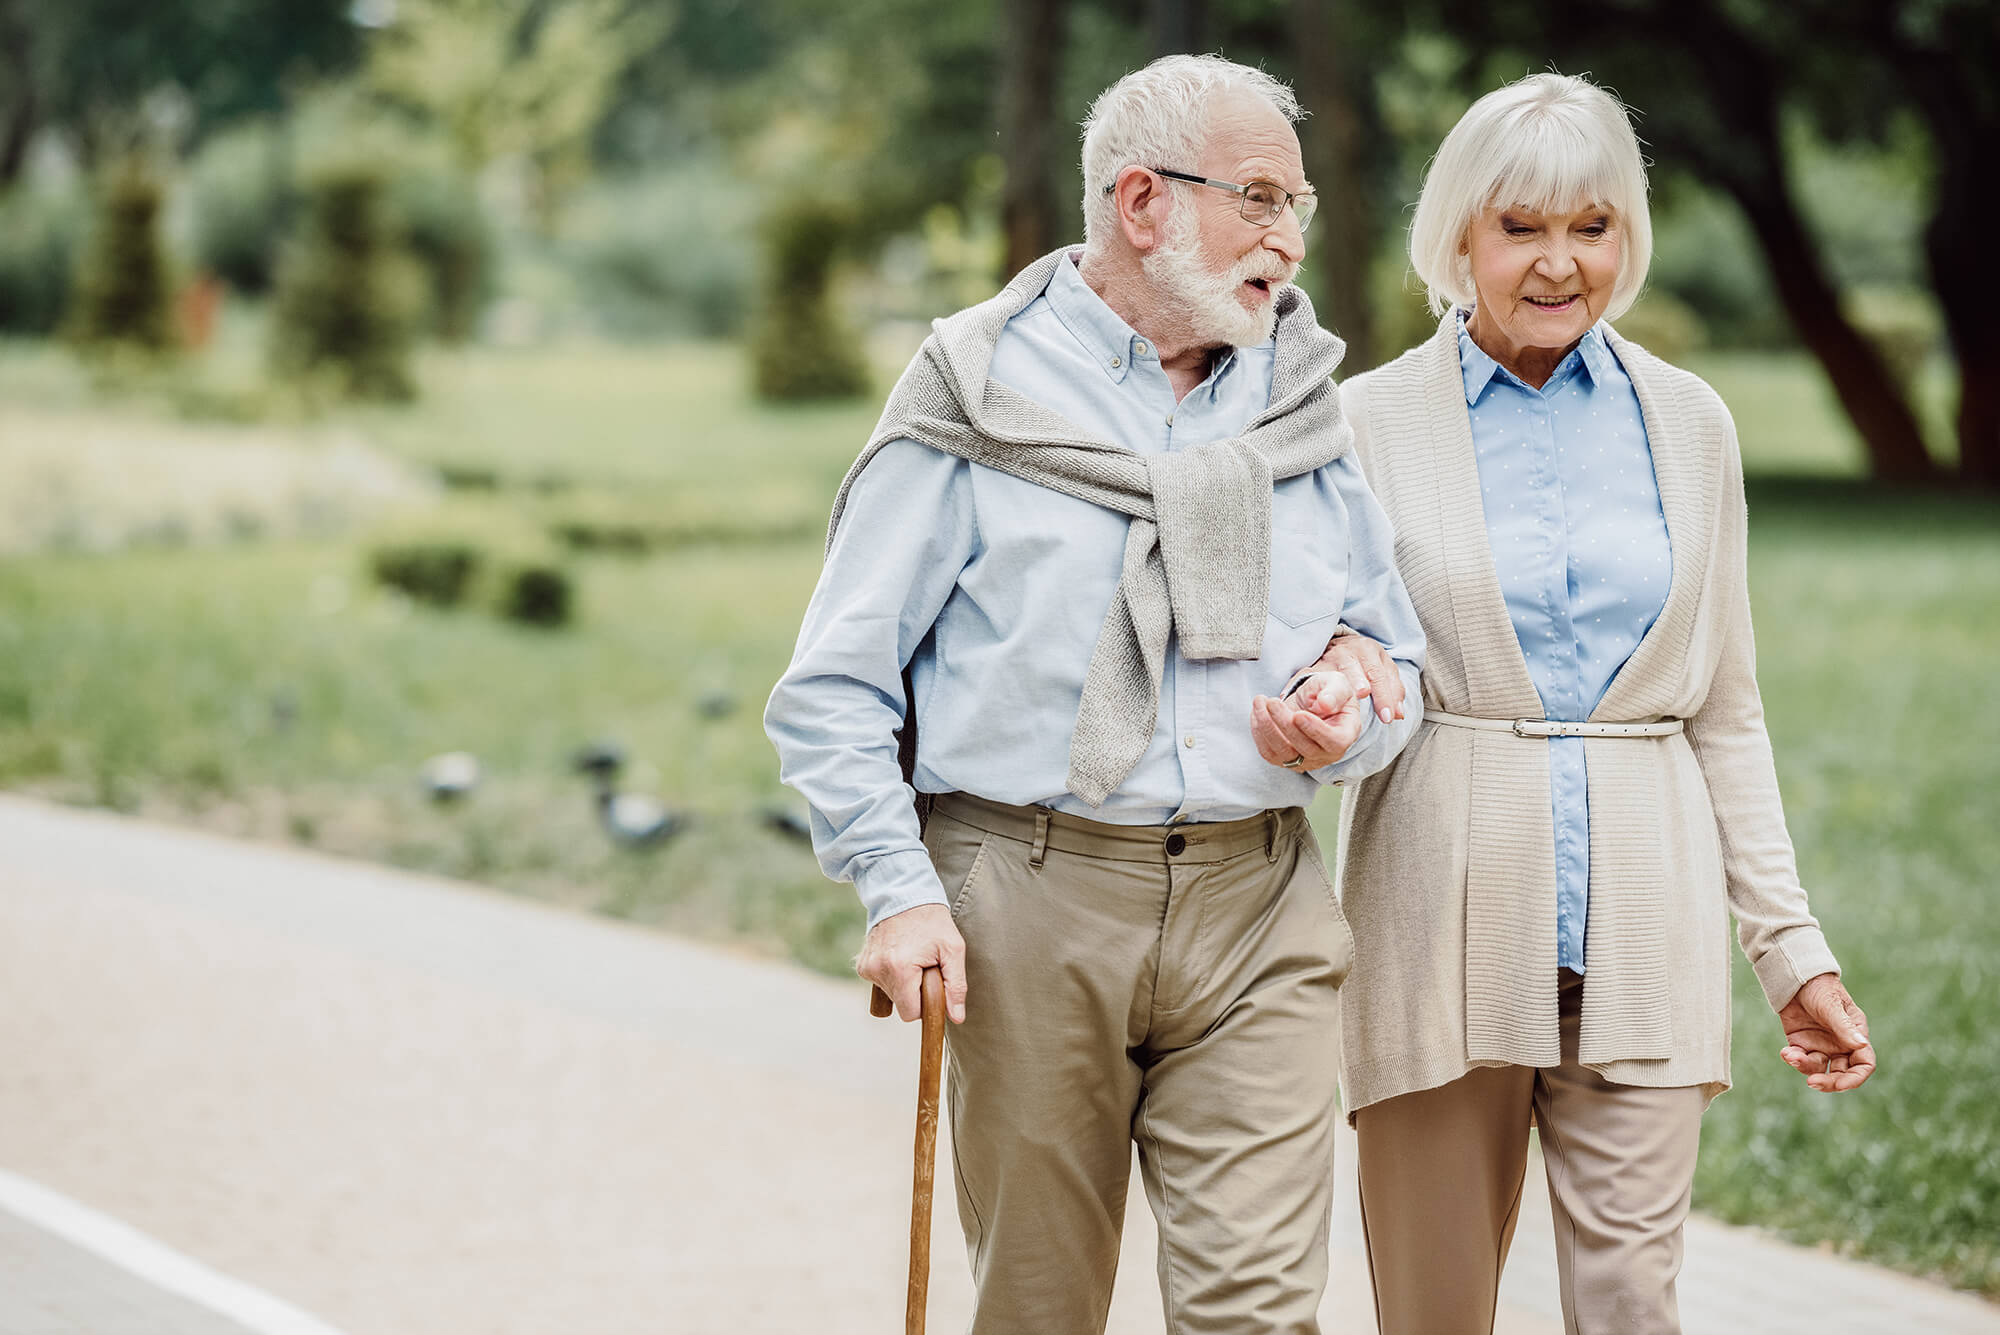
left=1253, top=72, right=1876, bottom=1331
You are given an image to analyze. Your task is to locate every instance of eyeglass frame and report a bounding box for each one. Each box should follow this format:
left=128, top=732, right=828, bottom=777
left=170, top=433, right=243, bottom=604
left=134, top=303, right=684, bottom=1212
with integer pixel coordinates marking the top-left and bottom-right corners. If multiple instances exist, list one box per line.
left=1103, top=167, right=1317, bottom=232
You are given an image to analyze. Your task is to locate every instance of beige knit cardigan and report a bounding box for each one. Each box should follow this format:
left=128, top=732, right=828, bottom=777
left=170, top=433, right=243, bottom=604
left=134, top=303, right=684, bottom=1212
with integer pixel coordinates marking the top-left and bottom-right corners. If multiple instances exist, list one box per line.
left=1333, top=312, right=1840, bottom=1119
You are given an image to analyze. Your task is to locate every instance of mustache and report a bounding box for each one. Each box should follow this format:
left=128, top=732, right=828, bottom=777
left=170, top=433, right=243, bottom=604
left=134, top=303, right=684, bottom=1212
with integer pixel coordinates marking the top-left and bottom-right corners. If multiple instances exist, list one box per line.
left=1234, top=254, right=1299, bottom=286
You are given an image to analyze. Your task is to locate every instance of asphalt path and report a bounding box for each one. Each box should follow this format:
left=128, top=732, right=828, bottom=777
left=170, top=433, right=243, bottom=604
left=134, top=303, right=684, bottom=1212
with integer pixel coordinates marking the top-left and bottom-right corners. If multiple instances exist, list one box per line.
left=0, top=794, right=1991, bottom=1334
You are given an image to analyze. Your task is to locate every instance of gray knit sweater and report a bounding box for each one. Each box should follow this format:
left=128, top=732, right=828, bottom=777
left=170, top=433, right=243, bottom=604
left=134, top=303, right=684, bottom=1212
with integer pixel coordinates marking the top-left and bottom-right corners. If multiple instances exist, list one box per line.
left=826, top=248, right=1353, bottom=805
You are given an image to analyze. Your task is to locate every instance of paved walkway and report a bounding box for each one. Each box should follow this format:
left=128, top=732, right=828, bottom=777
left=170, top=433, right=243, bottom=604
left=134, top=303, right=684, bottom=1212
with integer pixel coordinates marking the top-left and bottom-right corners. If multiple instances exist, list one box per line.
left=0, top=793, right=1992, bottom=1334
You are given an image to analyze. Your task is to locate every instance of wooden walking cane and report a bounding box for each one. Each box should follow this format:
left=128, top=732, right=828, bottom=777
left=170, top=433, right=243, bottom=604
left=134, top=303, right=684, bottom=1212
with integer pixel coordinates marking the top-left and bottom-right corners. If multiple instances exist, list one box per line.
left=870, top=969, right=946, bottom=1335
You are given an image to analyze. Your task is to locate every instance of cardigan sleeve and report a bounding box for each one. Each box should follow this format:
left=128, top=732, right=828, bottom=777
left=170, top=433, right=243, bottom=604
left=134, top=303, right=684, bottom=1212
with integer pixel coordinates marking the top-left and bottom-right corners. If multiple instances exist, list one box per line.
left=1682, top=407, right=1841, bottom=1011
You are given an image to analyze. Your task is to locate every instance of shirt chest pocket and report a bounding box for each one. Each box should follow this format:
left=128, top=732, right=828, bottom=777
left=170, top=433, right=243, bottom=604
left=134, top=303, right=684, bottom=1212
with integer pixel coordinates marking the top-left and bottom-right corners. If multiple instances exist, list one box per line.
left=1268, top=507, right=1348, bottom=629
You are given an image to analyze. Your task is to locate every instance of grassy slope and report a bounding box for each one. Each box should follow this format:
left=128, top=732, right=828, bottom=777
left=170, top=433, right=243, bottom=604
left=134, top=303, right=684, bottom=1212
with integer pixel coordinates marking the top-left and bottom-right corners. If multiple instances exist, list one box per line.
left=0, top=337, right=1993, bottom=1291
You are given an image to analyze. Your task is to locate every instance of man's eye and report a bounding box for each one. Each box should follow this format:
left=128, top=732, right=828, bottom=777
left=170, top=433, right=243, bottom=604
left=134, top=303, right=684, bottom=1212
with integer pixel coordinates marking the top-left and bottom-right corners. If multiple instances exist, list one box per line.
left=1245, top=184, right=1279, bottom=207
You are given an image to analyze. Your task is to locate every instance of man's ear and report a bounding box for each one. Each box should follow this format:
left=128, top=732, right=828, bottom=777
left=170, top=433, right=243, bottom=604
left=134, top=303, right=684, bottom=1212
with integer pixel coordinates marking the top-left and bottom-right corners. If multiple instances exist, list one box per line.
left=1110, top=166, right=1169, bottom=254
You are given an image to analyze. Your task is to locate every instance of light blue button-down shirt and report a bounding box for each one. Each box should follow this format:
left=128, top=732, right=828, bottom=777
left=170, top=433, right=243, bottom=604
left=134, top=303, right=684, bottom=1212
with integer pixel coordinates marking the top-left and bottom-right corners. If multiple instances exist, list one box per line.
left=767, top=256, right=1427, bottom=928
left=1458, top=311, right=1673, bottom=971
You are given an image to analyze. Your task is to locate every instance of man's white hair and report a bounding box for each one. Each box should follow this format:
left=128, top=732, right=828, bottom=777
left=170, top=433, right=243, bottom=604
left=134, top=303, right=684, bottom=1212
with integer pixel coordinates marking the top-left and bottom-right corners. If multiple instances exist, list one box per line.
left=1409, top=71, right=1653, bottom=320
left=1080, top=54, right=1303, bottom=251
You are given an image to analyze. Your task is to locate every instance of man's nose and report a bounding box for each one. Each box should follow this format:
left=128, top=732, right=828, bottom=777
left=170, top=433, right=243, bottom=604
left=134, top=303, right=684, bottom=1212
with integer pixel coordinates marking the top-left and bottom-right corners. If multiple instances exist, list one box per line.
left=1263, top=208, right=1306, bottom=266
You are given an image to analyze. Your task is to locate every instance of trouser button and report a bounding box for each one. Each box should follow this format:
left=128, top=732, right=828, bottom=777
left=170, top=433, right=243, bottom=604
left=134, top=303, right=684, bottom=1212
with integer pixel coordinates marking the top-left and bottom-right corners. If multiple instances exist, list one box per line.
left=1164, top=833, right=1186, bottom=856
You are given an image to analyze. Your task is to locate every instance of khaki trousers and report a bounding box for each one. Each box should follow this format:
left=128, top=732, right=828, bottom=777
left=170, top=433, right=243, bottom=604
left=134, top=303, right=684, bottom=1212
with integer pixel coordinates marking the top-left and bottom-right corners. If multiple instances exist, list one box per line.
left=924, top=792, right=1353, bottom=1335
left=1353, top=972, right=1706, bottom=1335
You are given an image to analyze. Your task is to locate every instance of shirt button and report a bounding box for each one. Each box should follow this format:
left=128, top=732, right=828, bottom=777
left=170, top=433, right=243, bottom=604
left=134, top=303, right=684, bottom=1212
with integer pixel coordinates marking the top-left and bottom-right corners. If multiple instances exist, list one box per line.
left=1135, top=340, right=1150, bottom=357
left=1110, top=356, right=1121, bottom=368
left=1165, top=833, right=1186, bottom=856
left=1184, top=735, right=1196, bottom=748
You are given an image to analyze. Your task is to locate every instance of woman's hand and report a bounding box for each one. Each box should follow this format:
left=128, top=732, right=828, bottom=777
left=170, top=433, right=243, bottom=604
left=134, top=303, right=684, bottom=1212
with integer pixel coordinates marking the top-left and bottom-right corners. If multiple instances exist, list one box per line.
left=1777, top=973, right=1875, bottom=1092
left=1303, top=632, right=1407, bottom=724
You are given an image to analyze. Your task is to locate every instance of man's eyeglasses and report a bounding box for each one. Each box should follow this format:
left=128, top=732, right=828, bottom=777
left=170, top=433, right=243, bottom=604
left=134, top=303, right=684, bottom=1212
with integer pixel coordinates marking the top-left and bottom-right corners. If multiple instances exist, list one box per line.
left=1105, top=168, right=1318, bottom=233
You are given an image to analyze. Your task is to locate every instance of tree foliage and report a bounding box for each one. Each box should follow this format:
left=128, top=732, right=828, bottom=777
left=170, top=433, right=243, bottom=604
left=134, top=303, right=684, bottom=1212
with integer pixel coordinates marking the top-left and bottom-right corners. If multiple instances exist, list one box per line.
left=363, top=0, right=668, bottom=224
left=0, top=0, right=361, bottom=178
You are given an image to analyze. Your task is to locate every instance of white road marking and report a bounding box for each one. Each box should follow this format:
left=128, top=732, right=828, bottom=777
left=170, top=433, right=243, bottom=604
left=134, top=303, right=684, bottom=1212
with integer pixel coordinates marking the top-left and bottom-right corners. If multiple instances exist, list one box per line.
left=0, top=1168, right=350, bottom=1335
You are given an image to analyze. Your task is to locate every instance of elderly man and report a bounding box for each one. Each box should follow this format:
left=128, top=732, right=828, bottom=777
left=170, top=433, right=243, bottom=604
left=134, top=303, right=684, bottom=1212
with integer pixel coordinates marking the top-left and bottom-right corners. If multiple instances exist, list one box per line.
left=766, top=55, right=1424, bottom=1331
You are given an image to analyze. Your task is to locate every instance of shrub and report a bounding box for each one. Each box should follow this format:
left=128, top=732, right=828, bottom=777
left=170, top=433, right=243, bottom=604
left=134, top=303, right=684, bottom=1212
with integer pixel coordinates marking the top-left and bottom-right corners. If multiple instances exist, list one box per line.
left=66, top=162, right=176, bottom=354
left=395, top=170, right=495, bottom=343
left=189, top=120, right=296, bottom=293
left=494, top=560, right=572, bottom=627
left=366, top=504, right=576, bottom=628
left=269, top=162, right=425, bottom=400
left=748, top=198, right=869, bottom=402
left=0, top=184, right=84, bottom=335
left=369, top=539, right=480, bottom=606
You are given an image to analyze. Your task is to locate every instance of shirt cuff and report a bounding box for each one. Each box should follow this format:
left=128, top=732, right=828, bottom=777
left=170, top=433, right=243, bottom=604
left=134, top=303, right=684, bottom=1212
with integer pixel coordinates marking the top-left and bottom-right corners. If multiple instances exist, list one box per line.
left=1751, top=923, right=1841, bottom=1011
left=856, top=848, right=950, bottom=932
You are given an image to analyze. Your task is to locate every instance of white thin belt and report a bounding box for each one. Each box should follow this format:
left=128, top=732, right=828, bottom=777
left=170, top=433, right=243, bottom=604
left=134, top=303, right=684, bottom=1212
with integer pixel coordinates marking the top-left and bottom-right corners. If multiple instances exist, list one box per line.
left=1426, top=710, right=1684, bottom=739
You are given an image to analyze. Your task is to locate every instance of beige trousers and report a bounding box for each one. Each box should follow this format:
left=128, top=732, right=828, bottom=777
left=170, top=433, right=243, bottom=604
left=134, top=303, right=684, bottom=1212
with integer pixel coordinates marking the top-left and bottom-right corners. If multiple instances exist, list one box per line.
left=924, top=792, right=1353, bottom=1335
left=1353, top=972, right=1707, bottom=1335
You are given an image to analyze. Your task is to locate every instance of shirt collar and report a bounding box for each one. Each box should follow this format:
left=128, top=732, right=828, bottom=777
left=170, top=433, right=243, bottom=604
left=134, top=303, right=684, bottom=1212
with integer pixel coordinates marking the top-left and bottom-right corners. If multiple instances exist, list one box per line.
left=1455, top=307, right=1614, bottom=403
left=1043, top=252, right=1236, bottom=389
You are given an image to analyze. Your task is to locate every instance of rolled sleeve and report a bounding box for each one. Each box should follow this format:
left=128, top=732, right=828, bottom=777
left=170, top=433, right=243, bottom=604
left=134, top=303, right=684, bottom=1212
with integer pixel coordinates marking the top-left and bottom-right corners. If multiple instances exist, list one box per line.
left=1310, top=456, right=1427, bottom=784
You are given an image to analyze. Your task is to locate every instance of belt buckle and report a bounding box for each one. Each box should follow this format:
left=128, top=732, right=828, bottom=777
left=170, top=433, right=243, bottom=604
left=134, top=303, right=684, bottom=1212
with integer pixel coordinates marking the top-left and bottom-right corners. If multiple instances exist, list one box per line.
left=1513, top=719, right=1558, bottom=738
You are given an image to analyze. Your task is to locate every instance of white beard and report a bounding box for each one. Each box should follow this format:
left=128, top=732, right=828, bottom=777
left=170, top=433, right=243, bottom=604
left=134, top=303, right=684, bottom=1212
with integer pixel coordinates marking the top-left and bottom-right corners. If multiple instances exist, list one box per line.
left=1142, top=217, right=1292, bottom=348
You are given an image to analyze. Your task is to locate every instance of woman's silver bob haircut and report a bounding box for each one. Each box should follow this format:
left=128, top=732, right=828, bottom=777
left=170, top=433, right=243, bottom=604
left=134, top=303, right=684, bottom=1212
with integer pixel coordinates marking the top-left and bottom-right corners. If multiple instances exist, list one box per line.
left=1080, top=55, right=1302, bottom=251
left=1409, top=72, right=1653, bottom=320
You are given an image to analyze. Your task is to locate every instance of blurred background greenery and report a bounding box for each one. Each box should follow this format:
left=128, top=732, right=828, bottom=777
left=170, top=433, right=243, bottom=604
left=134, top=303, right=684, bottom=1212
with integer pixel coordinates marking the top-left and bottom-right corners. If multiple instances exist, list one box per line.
left=0, top=0, right=1992, bottom=1300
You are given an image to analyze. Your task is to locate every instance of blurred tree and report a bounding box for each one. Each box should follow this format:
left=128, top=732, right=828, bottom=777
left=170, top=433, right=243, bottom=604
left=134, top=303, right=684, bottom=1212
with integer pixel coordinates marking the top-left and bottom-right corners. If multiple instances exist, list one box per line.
left=1150, top=0, right=1208, bottom=56
left=269, top=162, right=425, bottom=400
left=66, top=160, right=175, bottom=353
left=364, top=0, right=667, bottom=227
left=749, top=197, right=871, bottom=401
left=1282, top=0, right=1399, bottom=368
left=1000, top=0, right=1072, bottom=273
left=1415, top=0, right=1970, bottom=484
left=0, top=0, right=361, bottom=181
left=1844, top=2, right=1999, bottom=489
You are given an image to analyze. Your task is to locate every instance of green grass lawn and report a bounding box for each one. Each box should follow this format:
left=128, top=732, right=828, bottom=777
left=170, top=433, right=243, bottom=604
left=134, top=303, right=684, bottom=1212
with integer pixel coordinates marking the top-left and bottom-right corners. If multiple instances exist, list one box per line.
left=0, top=334, right=1994, bottom=1294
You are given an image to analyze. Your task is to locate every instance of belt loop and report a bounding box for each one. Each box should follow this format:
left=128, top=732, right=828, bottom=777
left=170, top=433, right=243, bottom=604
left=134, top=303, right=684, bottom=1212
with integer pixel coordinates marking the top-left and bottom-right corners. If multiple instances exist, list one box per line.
left=1028, top=808, right=1050, bottom=872
left=1264, top=810, right=1280, bottom=863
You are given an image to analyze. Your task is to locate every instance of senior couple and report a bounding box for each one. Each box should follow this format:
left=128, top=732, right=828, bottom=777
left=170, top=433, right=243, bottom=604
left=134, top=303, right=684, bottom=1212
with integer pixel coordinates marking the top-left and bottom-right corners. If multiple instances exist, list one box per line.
left=767, top=55, right=1875, bottom=1334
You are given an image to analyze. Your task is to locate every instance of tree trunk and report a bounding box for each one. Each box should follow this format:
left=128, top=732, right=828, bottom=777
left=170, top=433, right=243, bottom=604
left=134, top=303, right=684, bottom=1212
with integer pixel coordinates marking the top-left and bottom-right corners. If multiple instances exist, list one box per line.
left=1720, top=173, right=1940, bottom=484
left=1288, top=0, right=1375, bottom=368
left=999, top=0, right=1068, bottom=278
left=1927, top=165, right=2000, bottom=489
left=1149, top=0, right=1206, bottom=56
left=1884, top=29, right=2000, bottom=489
left=0, top=0, right=33, bottom=185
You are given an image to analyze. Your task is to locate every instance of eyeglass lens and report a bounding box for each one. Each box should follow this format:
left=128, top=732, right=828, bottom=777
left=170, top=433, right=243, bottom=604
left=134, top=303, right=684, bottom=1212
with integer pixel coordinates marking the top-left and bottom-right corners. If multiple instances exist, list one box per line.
left=1243, top=181, right=1316, bottom=231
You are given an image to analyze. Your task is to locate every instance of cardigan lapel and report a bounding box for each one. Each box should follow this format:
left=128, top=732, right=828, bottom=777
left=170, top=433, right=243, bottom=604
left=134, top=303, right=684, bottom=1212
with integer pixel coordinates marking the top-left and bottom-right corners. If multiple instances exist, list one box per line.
left=1417, top=314, right=1543, bottom=719
left=1589, top=327, right=1719, bottom=724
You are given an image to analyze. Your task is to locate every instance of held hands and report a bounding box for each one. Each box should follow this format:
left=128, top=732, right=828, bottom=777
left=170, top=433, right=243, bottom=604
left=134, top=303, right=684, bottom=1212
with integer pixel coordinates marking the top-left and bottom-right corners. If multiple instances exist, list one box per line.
left=857, top=903, right=968, bottom=1025
left=1778, top=972, right=1876, bottom=1092
left=1251, top=631, right=1410, bottom=772
left=1310, top=632, right=1408, bottom=725
left=1251, top=671, right=1364, bottom=772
